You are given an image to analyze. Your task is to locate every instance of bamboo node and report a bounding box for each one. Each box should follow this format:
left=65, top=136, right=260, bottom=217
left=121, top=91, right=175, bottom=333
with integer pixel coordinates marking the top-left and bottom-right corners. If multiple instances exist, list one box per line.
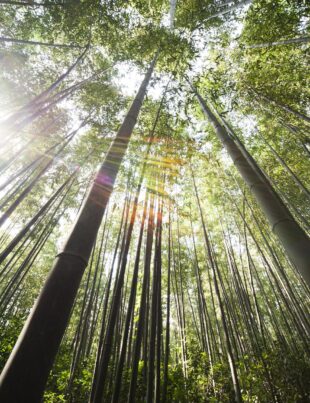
left=56, top=251, right=88, bottom=266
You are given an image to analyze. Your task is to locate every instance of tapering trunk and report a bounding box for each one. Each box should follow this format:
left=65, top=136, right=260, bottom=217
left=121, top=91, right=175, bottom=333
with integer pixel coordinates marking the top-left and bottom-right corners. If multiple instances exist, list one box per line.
left=196, top=0, right=252, bottom=28
left=2, top=53, right=90, bottom=131
left=0, top=36, right=82, bottom=48
left=0, top=1, right=65, bottom=6
left=244, top=36, right=310, bottom=49
left=191, top=84, right=310, bottom=286
left=0, top=132, right=76, bottom=226
left=251, top=88, right=310, bottom=124
left=128, top=193, right=155, bottom=402
left=0, top=55, right=157, bottom=403
left=147, top=194, right=162, bottom=403
left=259, top=133, right=310, bottom=199
left=111, top=195, right=147, bottom=402
left=192, top=172, right=243, bottom=403
left=0, top=171, right=75, bottom=264
left=162, top=209, right=171, bottom=403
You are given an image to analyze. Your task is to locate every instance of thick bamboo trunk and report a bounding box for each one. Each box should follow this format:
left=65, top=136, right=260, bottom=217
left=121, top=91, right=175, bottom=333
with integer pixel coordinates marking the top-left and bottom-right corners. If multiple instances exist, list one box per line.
left=191, top=84, right=310, bottom=287
left=0, top=55, right=157, bottom=403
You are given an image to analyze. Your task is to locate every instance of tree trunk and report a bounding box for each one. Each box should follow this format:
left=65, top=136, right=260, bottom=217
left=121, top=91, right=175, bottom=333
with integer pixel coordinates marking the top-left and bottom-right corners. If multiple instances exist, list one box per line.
left=258, top=133, right=310, bottom=199
left=244, top=36, right=310, bottom=49
left=128, top=193, right=155, bottom=402
left=251, top=88, right=310, bottom=124
left=111, top=196, right=147, bottom=403
left=0, top=1, right=65, bottom=6
left=196, top=0, right=252, bottom=28
left=0, top=36, right=82, bottom=48
left=0, top=54, right=158, bottom=403
left=162, top=209, right=171, bottom=403
left=191, top=84, right=310, bottom=287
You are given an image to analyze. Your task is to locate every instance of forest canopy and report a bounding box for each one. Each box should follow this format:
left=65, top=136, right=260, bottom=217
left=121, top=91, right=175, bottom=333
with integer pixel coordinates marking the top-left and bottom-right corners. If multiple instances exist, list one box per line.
left=0, top=0, right=309, bottom=402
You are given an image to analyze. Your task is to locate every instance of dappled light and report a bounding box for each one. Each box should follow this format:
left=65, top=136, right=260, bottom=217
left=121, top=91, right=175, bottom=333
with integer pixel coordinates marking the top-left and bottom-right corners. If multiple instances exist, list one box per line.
left=0, top=1, right=309, bottom=402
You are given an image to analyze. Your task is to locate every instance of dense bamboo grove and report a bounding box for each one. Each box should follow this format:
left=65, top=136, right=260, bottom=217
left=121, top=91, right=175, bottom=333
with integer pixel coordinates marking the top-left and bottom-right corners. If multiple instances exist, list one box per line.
left=0, top=0, right=309, bottom=402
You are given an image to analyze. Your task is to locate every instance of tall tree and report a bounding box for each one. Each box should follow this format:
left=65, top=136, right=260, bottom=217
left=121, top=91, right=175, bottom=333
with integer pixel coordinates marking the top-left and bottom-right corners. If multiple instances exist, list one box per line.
left=190, top=84, right=310, bottom=287
left=0, top=54, right=158, bottom=402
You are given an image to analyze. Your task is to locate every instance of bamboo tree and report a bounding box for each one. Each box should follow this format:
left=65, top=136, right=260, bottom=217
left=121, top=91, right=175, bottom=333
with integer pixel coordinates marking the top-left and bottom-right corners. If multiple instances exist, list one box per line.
left=146, top=190, right=163, bottom=403
left=244, top=36, right=310, bottom=49
left=128, top=192, right=155, bottom=402
left=195, top=0, right=252, bottom=29
left=192, top=169, right=243, bottom=403
left=0, top=36, right=82, bottom=48
left=155, top=197, right=163, bottom=403
left=0, top=54, right=158, bottom=402
left=111, top=195, right=147, bottom=403
left=190, top=84, right=310, bottom=286
left=0, top=0, right=65, bottom=6
left=2, top=49, right=89, bottom=131
left=257, top=132, right=310, bottom=199
left=0, top=170, right=76, bottom=264
left=250, top=88, right=310, bottom=124
left=162, top=207, right=171, bottom=403
left=0, top=131, right=77, bottom=226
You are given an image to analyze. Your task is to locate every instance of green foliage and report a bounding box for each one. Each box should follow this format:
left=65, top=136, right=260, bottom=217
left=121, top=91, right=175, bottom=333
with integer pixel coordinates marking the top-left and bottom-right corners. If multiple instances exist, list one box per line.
left=0, top=1, right=309, bottom=402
